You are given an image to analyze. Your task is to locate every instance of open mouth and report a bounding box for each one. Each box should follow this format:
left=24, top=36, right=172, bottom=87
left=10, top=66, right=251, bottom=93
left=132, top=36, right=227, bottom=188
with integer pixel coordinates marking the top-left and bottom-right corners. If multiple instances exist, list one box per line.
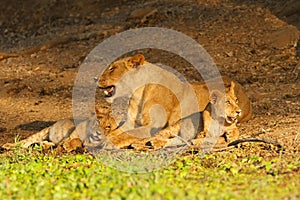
left=101, top=85, right=115, bottom=97
left=90, top=132, right=102, bottom=143
left=226, top=116, right=237, bottom=124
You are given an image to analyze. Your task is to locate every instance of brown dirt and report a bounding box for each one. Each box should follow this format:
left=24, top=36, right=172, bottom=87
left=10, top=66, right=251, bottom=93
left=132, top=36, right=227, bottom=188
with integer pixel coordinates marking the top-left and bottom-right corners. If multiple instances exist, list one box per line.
left=0, top=0, right=299, bottom=157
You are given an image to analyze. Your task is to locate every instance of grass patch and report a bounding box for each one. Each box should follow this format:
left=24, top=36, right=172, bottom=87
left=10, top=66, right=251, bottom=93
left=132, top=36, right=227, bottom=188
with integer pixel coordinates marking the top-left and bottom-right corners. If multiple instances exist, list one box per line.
left=0, top=146, right=299, bottom=199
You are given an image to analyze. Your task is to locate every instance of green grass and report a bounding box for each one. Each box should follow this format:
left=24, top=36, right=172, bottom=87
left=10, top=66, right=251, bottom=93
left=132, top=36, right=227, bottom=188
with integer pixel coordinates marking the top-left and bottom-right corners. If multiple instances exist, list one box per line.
left=0, top=146, right=299, bottom=200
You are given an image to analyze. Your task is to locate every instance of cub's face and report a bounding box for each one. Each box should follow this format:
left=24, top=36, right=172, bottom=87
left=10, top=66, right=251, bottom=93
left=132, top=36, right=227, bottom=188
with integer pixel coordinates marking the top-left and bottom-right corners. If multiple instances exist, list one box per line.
left=224, top=88, right=241, bottom=124
left=210, top=81, right=242, bottom=124
left=85, top=110, right=119, bottom=146
left=97, top=54, right=145, bottom=98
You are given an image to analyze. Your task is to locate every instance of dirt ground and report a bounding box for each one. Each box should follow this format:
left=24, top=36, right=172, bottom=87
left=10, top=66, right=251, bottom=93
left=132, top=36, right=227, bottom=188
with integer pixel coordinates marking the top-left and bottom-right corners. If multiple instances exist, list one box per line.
left=0, top=0, right=299, bottom=156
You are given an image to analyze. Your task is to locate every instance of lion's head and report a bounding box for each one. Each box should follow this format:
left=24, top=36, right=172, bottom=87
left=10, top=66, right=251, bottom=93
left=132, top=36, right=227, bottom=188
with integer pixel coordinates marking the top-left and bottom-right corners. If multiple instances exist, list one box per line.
left=209, top=81, right=242, bottom=125
left=83, top=108, right=119, bottom=148
left=97, top=54, right=145, bottom=98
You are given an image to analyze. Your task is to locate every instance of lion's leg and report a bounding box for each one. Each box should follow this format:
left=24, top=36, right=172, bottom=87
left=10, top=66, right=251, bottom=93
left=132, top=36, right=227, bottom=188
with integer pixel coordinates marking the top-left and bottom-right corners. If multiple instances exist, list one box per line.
left=59, top=138, right=83, bottom=152
left=194, top=126, right=240, bottom=147
left=56, top=120, right=89, bottom=152
left=194, top=109, right=228, bottom=147
left=105, top=128, right=142, bottom=148
left=130, top=121, right=181, bottom=150
left=48, top=119, right=76, bottom=144
left=202, top=110, right=211, bottom=134
left=222, top=125, right=239, bottom=143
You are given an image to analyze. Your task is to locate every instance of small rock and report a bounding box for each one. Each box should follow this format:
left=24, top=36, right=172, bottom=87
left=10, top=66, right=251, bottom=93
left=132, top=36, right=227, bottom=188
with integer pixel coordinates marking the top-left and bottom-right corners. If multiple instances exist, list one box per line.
left=0, top=127, right=7, bottom=133
left=30, top=53, right=37, bottom=58
left=128, top=8, right=158, bottom=23
left=225, top=51, right=233, bottom=57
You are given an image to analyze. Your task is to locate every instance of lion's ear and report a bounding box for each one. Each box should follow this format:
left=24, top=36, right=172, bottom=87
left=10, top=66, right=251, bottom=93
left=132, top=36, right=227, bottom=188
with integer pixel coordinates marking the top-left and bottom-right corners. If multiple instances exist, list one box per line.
left=229, top=81, right=235, bottom=94
left=209, top=90, right=220, bottom=104
left=209, top=90, right=224, bottom=104
left=128, top=54, right=145, bottom=68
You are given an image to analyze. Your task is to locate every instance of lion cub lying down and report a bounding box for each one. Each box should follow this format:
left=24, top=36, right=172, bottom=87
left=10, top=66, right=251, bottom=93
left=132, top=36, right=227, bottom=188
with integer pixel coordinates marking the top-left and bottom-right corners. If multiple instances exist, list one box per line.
left=2, top=118, right=96, bottom=152
left=1, top=107, right=118, bottom=152
left=2, top=54, right=250, bottom=152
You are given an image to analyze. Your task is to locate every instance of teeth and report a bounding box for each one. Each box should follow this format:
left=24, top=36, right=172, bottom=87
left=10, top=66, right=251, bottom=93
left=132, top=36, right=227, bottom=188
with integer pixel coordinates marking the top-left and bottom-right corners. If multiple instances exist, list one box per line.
left=104, top=90, right=109, bottom=96
left=226, top=117, right=235, bottom=124
left=109, top=87, right=114, bottom=93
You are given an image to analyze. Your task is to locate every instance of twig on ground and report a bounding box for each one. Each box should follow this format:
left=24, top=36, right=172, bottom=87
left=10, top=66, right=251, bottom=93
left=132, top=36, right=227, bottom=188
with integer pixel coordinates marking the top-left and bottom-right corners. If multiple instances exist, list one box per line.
left=200, top=137, right=284, bottom=152
left=212, top=145, right=236, bottom=152
left=228, top=138, right=284, bottom=149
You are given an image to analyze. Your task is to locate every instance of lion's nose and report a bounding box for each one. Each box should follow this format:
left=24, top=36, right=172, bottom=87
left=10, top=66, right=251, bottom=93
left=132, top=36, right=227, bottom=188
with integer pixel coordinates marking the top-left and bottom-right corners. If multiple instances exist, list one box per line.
left=236, top=109, right=242, bottom=116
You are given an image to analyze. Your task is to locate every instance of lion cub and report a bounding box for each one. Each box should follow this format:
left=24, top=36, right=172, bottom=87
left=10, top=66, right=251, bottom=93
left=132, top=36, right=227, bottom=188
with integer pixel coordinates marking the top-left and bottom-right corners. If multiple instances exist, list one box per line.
left=1, top=109, right=118, bottom=152
left=2, top=118, right=90, bottom=152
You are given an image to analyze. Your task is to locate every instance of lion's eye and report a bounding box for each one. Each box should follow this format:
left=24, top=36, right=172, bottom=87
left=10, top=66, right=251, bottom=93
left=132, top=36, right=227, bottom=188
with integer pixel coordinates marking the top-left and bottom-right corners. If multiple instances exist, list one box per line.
left=108, top=66, right=115, bottom=72
left=236, top=99, right=238, bottom=103
left=226, top=100, right=231, bottom=105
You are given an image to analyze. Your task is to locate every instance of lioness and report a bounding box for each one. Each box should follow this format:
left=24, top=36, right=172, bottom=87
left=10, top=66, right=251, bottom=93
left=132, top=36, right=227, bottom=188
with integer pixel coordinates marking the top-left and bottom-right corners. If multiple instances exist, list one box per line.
left=98, top=54, right=251, bottom=124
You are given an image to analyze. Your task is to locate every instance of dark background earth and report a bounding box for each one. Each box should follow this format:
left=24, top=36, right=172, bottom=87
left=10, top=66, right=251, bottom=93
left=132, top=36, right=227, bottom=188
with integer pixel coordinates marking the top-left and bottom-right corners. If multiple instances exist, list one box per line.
left=0, top=0, right=299, bottom=156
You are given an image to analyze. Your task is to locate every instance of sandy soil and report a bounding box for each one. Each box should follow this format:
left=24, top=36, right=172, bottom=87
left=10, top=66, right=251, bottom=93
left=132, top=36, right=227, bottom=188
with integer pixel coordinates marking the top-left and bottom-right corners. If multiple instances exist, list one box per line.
left=0, top=0, right=299, bottom=156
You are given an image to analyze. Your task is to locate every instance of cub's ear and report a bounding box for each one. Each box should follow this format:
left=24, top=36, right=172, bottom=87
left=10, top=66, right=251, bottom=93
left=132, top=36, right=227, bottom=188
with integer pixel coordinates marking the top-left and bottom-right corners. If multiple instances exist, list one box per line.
left=128, top=54, right=145, bottom=68
left=209, top=90, right=222, bottom=104
left=229, top=81, right=235, bottom=94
